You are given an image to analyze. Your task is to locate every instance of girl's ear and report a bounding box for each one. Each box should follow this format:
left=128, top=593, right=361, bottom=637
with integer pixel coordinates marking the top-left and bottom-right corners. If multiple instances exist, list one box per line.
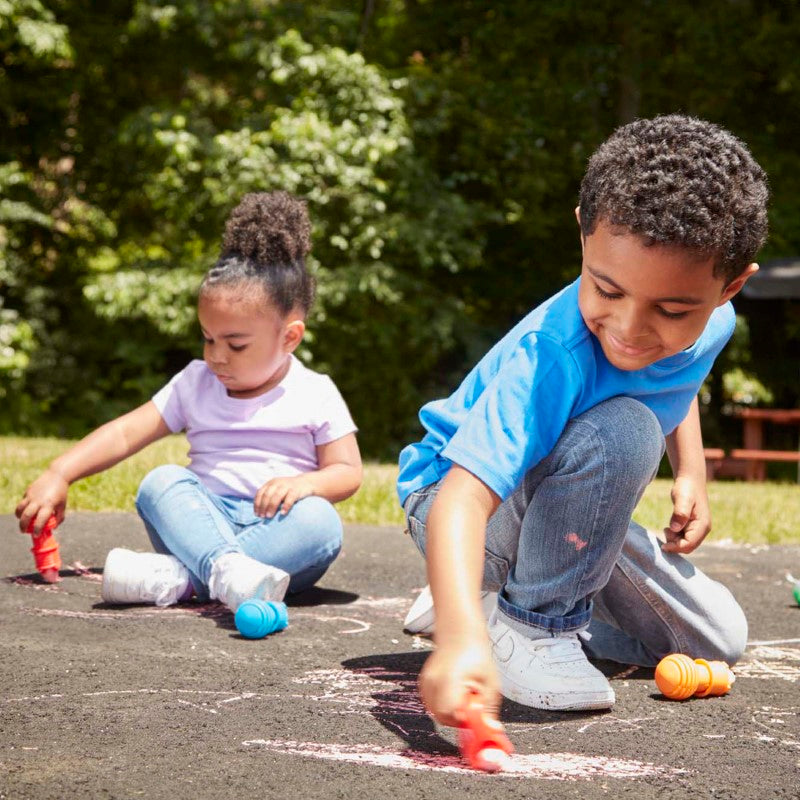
left=283, top=318, right=306, bottom=353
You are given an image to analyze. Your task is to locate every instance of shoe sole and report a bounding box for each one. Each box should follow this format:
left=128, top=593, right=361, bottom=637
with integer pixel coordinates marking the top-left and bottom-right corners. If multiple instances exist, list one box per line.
left=499, top=673, right=615, bottom=711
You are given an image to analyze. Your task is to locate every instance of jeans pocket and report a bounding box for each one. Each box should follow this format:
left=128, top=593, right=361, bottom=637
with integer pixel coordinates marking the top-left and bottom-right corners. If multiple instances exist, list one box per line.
left=406, top=514, right=428, bottom=556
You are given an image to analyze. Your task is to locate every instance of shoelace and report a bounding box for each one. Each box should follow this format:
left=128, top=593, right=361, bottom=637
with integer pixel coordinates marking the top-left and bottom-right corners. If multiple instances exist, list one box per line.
left=527, top=634, right=586, bottom=664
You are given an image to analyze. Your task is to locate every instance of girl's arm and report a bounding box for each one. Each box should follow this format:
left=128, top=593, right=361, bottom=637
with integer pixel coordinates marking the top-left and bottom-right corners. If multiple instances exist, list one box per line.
left=254, top=432, right=362, bottom=517
left=420, top=465, right=502, bottom=727
left=663, top=395, right=711, bottom=553
left=16, top=401, right=171, bottom=533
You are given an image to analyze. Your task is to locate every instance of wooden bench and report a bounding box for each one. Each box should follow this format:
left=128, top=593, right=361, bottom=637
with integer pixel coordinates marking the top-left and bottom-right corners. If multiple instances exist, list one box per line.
left=709, top=409, right=800, bottom=481
left=703, top=448, right=727, bottom=481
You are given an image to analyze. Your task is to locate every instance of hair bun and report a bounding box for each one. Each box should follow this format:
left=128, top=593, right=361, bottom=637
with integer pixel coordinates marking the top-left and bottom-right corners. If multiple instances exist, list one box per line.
left=223, top=191, right=311, bottom=265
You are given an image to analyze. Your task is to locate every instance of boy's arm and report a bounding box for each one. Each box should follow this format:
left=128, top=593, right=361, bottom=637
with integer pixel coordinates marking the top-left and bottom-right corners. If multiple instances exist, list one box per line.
left=253, top=433, right=362, bottom=517
left=663, top=396, right=711, bottom=554
left=16, top=401, right=171, bottom=533
left=419, top=464, right=502, bottom=727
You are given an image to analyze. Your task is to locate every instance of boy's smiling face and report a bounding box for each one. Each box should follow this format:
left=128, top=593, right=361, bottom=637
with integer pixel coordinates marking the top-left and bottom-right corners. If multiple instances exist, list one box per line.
left=577, top=217, right=757, bottom=371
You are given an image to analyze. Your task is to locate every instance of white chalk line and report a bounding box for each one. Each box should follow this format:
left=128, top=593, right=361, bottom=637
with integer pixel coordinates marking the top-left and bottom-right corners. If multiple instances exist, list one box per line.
left=736, top=642, right=800, bottom=683
left=747, top=638, right=800, bottom=646
left=241, top=739, right=685, bottom=780
left=2, top=688, right=280, bottom=706
left=750, top=707, right=800, bottom=751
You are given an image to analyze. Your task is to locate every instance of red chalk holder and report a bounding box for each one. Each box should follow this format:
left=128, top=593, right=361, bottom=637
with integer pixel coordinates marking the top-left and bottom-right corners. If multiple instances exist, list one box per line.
left=25, top=516, right=61, bottom=583
left=457, top=690, right=514, bottom=772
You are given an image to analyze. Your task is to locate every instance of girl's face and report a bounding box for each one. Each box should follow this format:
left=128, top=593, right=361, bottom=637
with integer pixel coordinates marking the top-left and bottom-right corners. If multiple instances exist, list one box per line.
left=198, top=287, right=304, bottom=398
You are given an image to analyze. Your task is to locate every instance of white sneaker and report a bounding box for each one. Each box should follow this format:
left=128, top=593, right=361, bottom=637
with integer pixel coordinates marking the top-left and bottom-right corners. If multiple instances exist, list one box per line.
left=208, top=552, right=290, bottom=613
left=101, top=548, right=190, bottom=607
left=487, top=609, right=615, bottom=710
left=403, top=584, right=498, bottom=635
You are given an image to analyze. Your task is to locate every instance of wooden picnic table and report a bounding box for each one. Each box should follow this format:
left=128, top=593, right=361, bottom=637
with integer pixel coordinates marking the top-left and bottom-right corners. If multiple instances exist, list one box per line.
left=728, top=408, right=800, bottom=481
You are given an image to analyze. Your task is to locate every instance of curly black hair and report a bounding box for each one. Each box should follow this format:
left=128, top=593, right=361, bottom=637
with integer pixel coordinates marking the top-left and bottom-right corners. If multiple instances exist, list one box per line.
left=579, top=115, right=769, bottom=284
left=201, top=191, right=315, bottom=315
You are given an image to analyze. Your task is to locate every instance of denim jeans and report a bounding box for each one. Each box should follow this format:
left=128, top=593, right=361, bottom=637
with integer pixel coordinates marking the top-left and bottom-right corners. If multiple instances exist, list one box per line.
left=403, top=397, right=748, bottom=667
left=135, top=465, right=343, bottom=599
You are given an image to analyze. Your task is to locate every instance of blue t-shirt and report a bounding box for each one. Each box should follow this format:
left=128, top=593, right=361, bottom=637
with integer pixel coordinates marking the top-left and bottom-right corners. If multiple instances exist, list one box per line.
left=397, top=278, right=735, bottom=505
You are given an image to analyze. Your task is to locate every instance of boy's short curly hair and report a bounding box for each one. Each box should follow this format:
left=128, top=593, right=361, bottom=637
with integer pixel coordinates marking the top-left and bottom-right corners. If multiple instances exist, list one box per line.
left=201, top=191, right=315, bottom=315
left=579, top=115, right=769, bottom=284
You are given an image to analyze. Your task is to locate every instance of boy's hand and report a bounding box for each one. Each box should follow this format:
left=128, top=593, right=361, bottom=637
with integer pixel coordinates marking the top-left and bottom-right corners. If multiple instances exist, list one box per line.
left=16, top=469, right=69, bottom=534
left=254, top=475, right=315, bottom=518
left=419, top=636, right=500, bottom=728
left=662, top=475, right=711, bottom=554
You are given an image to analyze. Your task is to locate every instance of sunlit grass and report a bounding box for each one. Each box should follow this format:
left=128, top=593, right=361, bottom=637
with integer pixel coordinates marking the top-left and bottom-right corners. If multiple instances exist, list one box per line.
left=1, top=437, right=798, bottom=544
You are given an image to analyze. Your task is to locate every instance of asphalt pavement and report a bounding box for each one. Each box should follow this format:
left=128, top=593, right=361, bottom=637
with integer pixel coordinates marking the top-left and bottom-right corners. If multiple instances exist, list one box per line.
left=1, top=512, right=799, bottom=799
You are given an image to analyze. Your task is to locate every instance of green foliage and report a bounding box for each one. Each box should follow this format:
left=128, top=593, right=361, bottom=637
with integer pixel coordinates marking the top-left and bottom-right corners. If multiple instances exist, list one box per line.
left=2, top=438, right=799, bottom=543
left=1, top=0, right=799, bottom=454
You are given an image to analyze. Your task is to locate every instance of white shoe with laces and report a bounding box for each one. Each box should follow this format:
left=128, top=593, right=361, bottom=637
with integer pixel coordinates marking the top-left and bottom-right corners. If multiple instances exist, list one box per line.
left=208, top=552, right=290, bottom=613
left=487, top=608, right=615, bottom=710
left=101, top=548, right=190, bottom=607
left=403, top=584, right=498, bottom=635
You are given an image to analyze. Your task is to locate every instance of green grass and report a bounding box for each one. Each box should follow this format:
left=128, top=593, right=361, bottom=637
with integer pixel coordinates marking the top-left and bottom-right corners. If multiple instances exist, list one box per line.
left=2, top=437, right=798, bottom=544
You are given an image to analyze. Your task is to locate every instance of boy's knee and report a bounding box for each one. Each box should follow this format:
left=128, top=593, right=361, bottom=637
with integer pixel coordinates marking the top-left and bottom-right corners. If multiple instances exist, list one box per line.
left=136, top=464, right=196, bottom=506
left=577, top=397, right=664, bottom=479
left=694, top=591, right=749, bottom=666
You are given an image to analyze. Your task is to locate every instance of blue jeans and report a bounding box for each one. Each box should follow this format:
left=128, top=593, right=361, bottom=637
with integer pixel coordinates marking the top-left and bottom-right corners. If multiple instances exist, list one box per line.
left=135, top=465, right=343, bottom=599
left=403, top=397, right=748, bottom=666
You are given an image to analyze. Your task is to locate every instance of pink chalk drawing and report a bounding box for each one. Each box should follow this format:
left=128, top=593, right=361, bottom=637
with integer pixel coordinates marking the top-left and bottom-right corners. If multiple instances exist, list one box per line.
left=6, top=576, right=61, bottom=592
left=565, top=532, right=588, bottom=551
left=293, top=666, right=425, bottom=718
left=241, top=739, right=684, bottom=780
left=69, top=561, right=103, bottom=582
left=22, top=603, right=230, bottom=621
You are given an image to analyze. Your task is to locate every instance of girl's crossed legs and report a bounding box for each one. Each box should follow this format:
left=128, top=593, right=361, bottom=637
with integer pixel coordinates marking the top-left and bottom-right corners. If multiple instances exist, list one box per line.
left=135, top=464, right=343, bottom=599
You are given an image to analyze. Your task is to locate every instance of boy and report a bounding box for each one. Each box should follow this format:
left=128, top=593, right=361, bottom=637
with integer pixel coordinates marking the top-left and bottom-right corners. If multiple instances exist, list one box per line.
left=397, top=115, right=768, bottom=726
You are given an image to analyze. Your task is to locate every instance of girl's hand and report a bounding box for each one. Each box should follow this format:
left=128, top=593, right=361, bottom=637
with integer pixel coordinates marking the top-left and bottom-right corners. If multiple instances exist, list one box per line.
left=254, top=475, right=315, bottom=518
left=16, top=469, right=69, bottom=534
left=662, top=474, right=711, bottom=554
left=419, top=636, right=500, bottom=728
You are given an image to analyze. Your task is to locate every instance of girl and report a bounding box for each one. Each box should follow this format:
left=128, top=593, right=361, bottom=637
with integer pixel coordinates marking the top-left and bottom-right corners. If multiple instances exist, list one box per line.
left=16, top=192, right=362, bottom=613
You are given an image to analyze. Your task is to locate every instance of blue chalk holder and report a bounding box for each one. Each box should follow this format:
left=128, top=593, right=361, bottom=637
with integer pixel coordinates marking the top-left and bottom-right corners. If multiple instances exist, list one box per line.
left=234, top=598, right=289, bottom=639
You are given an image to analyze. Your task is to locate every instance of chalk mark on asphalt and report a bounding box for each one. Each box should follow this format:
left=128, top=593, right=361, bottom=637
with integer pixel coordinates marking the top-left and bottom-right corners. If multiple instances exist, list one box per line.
left=240, top=739, right=686, bottom=780
left=749, top=706, right=800, bottom=751
left=736, top=643, right=800, bottom=683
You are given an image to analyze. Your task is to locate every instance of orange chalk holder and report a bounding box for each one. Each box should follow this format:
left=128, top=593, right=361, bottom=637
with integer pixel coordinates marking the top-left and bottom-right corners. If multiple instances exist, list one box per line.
left=655, top=653, right=734, bottom=700
left=457, top=691, right=514, bottom=772
left=25, top=516, right=61, bottom=583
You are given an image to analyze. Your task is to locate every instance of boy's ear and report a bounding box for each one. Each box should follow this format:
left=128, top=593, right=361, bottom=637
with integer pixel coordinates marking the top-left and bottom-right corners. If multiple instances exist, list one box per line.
left=719, top=263, right=759, bottom=305
left=283, top=318, right=306, bottom=353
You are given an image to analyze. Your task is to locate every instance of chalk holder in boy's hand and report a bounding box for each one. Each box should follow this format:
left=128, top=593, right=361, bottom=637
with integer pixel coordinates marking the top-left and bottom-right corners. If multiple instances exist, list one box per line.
left=457, top=690, right=514, bottom=772
left=24, top=515, right=61, bottom=583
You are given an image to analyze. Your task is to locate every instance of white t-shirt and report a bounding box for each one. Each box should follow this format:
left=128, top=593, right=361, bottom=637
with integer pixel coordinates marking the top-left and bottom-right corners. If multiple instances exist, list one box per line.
left=152, top=356, right=357, bottom=499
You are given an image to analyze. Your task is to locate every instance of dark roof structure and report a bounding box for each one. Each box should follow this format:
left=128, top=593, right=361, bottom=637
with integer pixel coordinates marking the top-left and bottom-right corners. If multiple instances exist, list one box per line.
left=742, top=258, right=800, bottom=299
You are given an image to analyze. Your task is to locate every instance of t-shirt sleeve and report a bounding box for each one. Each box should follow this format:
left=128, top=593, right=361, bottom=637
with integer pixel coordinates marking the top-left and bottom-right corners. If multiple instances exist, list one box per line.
left=312, top=377, right=358, bottom=446
left=441, top=335, right=582, bottom=501
left=151, top=367, right=190, bottom=433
